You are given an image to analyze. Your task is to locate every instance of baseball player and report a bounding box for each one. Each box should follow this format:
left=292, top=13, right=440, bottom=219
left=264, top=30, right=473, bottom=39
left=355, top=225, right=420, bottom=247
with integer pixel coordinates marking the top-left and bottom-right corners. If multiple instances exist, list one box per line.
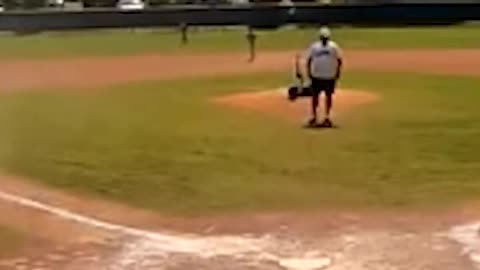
left=305, top=26, right=343, bottom=127
left=246, top=26, right=257, bottom=62
left=180, top=22, right=188, bottom=45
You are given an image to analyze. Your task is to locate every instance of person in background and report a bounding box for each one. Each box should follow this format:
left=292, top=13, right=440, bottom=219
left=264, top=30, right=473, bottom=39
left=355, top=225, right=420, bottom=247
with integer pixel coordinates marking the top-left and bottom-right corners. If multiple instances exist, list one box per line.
left=246, top=26, right=257, bottom=62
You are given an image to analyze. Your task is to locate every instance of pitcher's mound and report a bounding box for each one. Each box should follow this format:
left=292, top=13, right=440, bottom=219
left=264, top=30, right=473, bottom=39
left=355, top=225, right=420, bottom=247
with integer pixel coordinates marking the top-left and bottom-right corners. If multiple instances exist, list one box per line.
left=213, top=88, right=380, bottom=121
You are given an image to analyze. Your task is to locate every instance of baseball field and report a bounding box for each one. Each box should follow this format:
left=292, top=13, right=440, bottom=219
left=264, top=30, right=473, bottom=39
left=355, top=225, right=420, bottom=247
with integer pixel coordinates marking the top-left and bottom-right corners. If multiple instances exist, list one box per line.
left=1, top=26, right=480, bottom=269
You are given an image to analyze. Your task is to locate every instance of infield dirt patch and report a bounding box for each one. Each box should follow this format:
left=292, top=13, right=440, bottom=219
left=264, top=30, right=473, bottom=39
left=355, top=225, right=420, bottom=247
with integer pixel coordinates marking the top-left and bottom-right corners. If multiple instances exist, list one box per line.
left=213, top=88, right=379, bottom=121
left=0, top=49, right=480, bottom=92
left=0, top=173, right=478, bottom=270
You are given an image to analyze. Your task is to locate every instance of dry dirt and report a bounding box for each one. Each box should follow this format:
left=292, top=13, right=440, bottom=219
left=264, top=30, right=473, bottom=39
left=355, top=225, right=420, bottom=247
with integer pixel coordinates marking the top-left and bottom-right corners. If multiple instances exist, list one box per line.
left=0, top=49, right=480, bottom=270
left=1, top=173, right=479, bottom=270
left=1, top=49, right=480, bottom=92
left=213, top=88, right=380, bottom=121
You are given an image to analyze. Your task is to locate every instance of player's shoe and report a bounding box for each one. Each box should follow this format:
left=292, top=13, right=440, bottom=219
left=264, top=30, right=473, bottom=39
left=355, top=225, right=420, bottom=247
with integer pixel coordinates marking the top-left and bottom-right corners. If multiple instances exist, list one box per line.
left=321, top=118, right=333, bottom=127
left=307, top=117, right=317, bottom=126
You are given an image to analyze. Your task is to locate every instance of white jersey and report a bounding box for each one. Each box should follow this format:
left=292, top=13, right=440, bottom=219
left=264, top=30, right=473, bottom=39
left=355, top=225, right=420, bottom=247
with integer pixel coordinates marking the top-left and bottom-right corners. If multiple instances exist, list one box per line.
left=306, top=40, right=343, bottom=80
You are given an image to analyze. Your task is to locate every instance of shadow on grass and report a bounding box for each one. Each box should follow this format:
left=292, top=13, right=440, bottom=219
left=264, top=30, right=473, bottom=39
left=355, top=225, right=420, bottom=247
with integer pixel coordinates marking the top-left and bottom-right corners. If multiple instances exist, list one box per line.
left=302, top=123, right=340, bottom=130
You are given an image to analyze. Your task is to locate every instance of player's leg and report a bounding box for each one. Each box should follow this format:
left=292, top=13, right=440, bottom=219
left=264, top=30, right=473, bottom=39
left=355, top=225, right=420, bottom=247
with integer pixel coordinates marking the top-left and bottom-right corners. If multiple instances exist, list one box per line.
left=323, top=92, right=332, bottom=125
left=322, top=80, right=336, bottom=127
left=309, top=78, right=321, bottom=125
left=311, top=91, right=319, bottom=123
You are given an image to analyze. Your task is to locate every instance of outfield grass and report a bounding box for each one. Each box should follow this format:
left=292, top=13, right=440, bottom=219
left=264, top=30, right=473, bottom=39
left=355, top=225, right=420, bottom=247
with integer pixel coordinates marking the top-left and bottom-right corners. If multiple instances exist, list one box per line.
left=2, top=26, right=480, bottom=59
left=1, top=71, right=480, bottom=214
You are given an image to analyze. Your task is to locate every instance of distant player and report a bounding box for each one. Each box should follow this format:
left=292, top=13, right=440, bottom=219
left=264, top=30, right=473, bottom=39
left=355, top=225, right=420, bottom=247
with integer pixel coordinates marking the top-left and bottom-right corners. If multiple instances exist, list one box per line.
left=246, top=26, right=257, bottom=62
left=305, top=26, right=343, bottom=127
left=180, top=22, right=188, bottom=45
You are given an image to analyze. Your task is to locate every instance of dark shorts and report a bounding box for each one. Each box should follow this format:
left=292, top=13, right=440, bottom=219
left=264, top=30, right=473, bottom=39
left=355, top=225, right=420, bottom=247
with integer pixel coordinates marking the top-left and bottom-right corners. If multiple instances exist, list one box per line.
left=310, top=77, right=336, bottom=96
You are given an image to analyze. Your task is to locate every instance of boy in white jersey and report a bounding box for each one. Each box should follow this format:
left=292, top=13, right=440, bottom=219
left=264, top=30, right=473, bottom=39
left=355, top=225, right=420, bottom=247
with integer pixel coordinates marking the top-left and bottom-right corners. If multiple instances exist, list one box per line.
left=305, top=26, right=343, bottom=127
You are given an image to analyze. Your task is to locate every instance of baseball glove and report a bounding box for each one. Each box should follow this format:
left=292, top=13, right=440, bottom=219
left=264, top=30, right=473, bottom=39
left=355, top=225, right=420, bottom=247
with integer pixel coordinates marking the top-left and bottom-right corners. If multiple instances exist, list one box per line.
left=288, top=86, right=298, bottom=101
left=288, top=85, right=299, bottom=101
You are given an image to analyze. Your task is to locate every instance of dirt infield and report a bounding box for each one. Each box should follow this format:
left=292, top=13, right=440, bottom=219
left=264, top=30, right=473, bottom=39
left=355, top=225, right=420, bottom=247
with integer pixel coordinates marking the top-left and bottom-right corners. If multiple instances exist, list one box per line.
left=213, top=88, right=380, bottom=121
left=1, top=49, right=480, bottom=269
left=0, top=49, right=480, bottom=92
left=0, top=173, right=478, bottom=270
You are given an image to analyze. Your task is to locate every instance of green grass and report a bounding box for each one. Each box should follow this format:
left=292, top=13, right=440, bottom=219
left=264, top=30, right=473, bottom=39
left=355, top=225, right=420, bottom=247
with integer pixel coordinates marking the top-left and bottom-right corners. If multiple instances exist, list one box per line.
left=2, top=25, right=480, bottom=59
left=1, top=71, right=480, bottom=214
left=0, top=226, right=25, bottom=257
